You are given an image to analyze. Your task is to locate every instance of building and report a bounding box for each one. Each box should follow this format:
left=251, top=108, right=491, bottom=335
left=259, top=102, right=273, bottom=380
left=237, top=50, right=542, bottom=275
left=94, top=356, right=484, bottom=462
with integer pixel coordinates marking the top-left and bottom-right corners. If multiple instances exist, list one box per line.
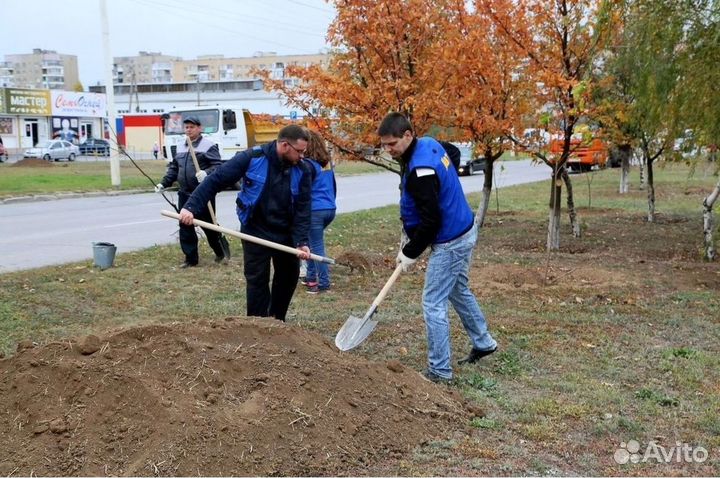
left=110, top=51, right=329, bottom=86
left=1, top=49, right=80, bottom=90
left=173, top=51, right=330, bottom=86
left=113, top=51, right=181, bottom=85
left=0, top=88, right=107, bottom=154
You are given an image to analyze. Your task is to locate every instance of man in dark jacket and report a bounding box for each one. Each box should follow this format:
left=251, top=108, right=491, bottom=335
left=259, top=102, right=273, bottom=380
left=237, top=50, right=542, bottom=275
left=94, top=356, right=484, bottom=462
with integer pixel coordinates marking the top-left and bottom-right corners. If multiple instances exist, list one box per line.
left=379, top=112, right=497, bottom=384
left=179, top=125, right=312, bottom=322
left=155, top=115, right=228, bottom=268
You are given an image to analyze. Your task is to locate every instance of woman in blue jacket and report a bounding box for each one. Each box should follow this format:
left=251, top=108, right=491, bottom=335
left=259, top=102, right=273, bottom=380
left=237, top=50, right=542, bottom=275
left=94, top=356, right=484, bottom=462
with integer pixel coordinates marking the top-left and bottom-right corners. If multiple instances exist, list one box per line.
left=304, top=130, right=336, bottom=294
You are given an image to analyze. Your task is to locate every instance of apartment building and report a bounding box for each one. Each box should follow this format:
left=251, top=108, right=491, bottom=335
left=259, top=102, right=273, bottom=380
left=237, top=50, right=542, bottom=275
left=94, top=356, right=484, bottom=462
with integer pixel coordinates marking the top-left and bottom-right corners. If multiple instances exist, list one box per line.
left=173, top=51, right=330, bottom=86
left=113, top=51, right=181, bottom=85
left=0, top=49, right=79, bottom=90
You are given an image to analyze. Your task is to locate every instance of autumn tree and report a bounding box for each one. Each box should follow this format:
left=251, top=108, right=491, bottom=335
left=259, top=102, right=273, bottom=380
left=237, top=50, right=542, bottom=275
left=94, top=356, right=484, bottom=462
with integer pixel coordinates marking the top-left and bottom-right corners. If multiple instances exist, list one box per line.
left=478, top=0, right=615, bottom=250
left=431, top=0, right=531, bottom=228
left=259, top=0, right=456, bottom=174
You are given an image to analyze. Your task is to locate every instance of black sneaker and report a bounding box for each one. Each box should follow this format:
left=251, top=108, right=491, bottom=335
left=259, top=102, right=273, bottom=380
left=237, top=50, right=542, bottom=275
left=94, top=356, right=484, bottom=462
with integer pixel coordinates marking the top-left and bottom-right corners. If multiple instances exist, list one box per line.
left=180, top=261, right=198, bottom=269
left=214, top=255, right=228, bottom=264
left=421, top=369, right=452, bottom=384
left=457, top=346, right=498, bottom=365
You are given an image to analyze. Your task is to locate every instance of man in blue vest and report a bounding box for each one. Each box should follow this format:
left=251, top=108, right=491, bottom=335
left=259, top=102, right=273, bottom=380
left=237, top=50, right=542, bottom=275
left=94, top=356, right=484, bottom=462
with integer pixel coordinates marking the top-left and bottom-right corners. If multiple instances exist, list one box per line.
left=378, top=112, right=498, bottom=383
left=178, top=125, right=312, bottom=322
left=155, top=115, right=229, bottom=268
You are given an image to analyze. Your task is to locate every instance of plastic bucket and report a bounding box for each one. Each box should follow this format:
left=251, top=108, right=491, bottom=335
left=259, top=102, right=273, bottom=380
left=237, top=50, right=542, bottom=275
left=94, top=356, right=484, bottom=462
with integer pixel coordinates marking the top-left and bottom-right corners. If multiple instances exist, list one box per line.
left=92, top=242, right=117, bottom=270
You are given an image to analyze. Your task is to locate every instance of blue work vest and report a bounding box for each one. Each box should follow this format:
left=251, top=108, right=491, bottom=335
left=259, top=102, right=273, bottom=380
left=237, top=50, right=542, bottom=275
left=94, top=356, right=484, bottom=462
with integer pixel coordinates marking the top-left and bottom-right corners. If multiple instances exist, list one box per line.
left=308, top=159, right=336, bottom=211
left=400, top=137, right=473, bottom=243
left=235, top=152, right=306, bottom=227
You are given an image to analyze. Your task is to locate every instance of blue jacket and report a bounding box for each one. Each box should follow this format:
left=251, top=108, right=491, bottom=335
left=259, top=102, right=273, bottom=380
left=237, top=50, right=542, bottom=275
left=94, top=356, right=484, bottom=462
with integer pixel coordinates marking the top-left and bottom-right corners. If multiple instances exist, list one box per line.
left=307, top=159, right=336, bottom=211
left=400, top=137, right=473, bottom=244
left=183, top=141, right=312, bottom=247
left=160, top=135, right=221, bottom=193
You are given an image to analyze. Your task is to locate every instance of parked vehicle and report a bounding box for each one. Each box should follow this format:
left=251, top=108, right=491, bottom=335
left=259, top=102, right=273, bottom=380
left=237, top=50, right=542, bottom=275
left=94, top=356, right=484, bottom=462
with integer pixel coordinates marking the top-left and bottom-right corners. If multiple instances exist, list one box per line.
left=79, top=138, right=110, bottom=156
left=456, top=143, right=486, bottom=176
left=24, top=140, right=79, bottom=162
left=548, top=138, right=608, bottom=172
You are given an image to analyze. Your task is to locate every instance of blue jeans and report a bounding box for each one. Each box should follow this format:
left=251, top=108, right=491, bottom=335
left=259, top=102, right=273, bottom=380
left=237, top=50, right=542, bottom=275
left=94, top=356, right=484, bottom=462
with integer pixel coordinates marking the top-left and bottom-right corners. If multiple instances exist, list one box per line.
left=423, top=224, right=497, bottom=379
left=306, top=209, right=336, bottom=289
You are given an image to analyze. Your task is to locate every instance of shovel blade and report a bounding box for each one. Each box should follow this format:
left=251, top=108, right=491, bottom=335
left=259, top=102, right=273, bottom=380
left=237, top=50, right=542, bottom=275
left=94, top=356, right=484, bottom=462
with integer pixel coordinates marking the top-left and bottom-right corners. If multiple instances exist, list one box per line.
left=335, top=315, right=378, bottom=351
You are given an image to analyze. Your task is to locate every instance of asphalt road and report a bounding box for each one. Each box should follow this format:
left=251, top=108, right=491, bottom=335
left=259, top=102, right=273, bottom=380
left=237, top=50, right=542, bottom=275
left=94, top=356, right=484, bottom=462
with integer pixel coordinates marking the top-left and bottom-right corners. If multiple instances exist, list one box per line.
left=0, top=159, right=549, bottom=273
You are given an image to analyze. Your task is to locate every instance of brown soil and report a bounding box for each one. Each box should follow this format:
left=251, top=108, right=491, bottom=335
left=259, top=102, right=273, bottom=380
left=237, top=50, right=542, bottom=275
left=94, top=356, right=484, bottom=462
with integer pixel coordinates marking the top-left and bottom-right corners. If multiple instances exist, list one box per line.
left=11, top=158, right=53, bottom=168
left=0, top=319, right=474, bottom=476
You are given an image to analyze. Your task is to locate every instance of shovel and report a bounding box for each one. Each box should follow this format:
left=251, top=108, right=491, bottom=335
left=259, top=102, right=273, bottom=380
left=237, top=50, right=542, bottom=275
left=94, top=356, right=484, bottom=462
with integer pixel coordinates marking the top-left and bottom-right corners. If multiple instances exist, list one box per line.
left=161, top=210, right=335, bottom=264
left=186, top=137, right=231, bottom=259
left=335, top=263, right=404, bottom=351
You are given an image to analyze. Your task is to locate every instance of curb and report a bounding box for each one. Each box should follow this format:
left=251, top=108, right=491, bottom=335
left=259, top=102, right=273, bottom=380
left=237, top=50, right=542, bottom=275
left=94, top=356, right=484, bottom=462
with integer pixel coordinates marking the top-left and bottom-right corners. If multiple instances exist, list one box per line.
left=1, top=189, right=151, bottom=205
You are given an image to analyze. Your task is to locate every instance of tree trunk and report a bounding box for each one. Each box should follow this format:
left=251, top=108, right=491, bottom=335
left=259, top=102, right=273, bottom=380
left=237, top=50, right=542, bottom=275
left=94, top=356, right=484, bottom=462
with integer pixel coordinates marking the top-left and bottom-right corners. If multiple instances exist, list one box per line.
left=619, top=144, right=632, bottom=194
left=703, top=177, right=720, bottom=261
left=646, top=158, right=656, bottom=222
left=561, top=167, right=581, bottom=237
left=475, top=158, right=494, bottom=229
left=638, top=148, right=647, bottom=190
left=547, top=168, right=563, bottom=250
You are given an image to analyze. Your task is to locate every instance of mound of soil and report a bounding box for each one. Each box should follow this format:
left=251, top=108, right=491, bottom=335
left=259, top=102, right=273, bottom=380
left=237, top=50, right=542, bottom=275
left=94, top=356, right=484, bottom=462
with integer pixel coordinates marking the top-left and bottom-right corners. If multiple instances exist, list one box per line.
left=11, top=158, right=53, bottom=168
left=0, top=319, right=472, bottom=476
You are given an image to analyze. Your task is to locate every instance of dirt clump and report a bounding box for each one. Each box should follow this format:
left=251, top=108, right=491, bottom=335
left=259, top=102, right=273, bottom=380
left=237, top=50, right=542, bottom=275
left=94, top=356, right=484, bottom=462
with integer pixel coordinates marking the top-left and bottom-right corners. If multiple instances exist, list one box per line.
left=10, top=158, right=53, bottom=167
left=0, top=318, right=469, bottom=476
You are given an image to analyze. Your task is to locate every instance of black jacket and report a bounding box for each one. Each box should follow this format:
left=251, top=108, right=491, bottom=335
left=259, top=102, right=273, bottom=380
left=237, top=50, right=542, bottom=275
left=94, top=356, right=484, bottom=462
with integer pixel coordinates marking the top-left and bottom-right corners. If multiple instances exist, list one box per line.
left=184, top=141, right=312, bottom=247
left=160, top=135, right=221, bottom=193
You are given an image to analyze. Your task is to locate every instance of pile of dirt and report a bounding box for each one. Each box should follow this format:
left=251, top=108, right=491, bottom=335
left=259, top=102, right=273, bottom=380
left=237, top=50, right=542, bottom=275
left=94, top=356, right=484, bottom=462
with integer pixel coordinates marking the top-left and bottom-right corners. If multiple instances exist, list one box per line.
left=11, top=158, right=53, bottom=167
left=0, top=319, right=474, bottom=476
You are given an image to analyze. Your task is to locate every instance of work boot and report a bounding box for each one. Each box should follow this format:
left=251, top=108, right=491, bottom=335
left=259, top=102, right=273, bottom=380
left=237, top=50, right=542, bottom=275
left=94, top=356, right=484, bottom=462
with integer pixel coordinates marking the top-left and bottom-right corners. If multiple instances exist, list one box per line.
left=214, top=255, right=229, bottom=264
left=180, top=261, right=197, bottom=269
left=421, top=369, right=452, bottom=385
left=457, top=346, right=498, bottom=365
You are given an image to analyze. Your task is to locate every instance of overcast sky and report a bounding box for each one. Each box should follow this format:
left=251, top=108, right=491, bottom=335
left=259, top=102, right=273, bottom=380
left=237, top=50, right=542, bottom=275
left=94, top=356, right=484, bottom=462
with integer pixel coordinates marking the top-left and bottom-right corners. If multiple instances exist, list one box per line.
left=1, top=0, right=335, bottom=88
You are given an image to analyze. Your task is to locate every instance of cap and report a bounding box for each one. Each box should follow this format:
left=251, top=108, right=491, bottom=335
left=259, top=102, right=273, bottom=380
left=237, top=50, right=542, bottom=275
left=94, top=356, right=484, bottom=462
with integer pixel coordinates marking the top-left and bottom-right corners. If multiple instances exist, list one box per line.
left=183, top=115, right=201, bottom=126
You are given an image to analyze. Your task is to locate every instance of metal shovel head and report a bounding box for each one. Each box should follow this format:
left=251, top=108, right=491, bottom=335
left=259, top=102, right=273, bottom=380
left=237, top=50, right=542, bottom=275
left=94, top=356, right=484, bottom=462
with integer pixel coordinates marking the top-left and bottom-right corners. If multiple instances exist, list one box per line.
left=335, top=315, right=378, bottom=351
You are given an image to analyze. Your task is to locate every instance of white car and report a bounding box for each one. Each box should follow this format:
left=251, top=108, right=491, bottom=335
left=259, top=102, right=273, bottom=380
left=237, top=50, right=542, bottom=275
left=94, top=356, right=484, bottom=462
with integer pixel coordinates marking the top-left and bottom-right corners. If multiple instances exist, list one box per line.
left=24, top=140, right=79, bottom=162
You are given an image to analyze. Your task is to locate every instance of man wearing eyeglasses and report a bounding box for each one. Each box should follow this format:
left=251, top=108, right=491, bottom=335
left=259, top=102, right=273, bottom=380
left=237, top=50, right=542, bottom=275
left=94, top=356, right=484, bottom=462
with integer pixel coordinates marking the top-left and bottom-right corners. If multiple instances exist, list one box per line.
left=179, top=125, right=312, bottom=322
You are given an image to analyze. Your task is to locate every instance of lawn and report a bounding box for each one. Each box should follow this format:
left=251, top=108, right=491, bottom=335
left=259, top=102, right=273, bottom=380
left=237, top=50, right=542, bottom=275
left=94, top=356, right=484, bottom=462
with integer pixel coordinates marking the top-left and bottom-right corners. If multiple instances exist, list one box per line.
left=0, top=161, right=718, bottom=475
left=0, top=157, right=385, bottom=199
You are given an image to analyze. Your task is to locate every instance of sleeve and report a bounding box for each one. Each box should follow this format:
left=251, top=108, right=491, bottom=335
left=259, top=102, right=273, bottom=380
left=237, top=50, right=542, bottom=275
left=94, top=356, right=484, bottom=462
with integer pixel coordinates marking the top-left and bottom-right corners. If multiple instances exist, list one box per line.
left=402, top=168, right=442, bottom=259
left=184, top=150, right=252, bottom=215
left=160, top=158, right=179, bottom=188
left=291, top=161, right=313, bottom=247
left=204, top=143, right=222, bottom=174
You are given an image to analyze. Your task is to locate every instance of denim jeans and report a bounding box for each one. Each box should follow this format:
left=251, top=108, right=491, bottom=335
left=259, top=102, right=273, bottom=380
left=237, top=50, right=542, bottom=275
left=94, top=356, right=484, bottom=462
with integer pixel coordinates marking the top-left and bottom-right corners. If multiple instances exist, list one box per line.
left=423, top=224, right=497, bottom=379
left=306, top=209, right=336, bottom=289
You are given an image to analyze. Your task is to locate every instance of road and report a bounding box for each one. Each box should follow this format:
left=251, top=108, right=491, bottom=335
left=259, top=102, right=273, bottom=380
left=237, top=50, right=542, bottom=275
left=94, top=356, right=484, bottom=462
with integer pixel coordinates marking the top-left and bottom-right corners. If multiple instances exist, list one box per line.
left=0, top=159, right=549, bottom=272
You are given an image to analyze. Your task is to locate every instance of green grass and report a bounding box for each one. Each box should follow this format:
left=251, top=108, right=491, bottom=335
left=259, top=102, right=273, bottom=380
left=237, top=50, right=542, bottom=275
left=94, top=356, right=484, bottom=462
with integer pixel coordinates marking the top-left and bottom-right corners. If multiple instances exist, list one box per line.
left=0, top=160, right=719, bottom=475
left=0, top=157, right=386, bottom=199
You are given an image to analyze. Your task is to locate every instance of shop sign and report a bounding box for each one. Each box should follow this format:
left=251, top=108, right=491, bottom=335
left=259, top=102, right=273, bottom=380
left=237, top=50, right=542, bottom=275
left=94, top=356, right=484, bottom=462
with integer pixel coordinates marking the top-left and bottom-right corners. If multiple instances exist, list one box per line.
left=51, top=91, right=107, bottom=118
left=5, top=88, right=52, bottom=115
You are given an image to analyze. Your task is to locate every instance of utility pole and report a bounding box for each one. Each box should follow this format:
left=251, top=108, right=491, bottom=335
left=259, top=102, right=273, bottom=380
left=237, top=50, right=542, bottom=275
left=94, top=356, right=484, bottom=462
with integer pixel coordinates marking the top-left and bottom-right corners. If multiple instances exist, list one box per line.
left=100, top=0, right=120, bottom=187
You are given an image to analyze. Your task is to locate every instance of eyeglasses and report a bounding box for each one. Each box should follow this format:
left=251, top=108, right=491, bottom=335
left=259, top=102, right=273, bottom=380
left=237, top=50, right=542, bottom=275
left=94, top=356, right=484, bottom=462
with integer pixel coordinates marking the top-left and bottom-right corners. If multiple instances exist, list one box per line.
left=284, top=141, right=306, bottom=157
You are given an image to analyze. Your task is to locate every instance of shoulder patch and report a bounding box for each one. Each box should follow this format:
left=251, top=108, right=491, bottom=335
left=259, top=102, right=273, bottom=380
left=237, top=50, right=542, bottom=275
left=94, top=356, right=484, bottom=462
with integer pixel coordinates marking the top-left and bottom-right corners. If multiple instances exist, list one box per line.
left=441, top=156, right=451, bottom=170
left=415, top=167, right=436, bottom=177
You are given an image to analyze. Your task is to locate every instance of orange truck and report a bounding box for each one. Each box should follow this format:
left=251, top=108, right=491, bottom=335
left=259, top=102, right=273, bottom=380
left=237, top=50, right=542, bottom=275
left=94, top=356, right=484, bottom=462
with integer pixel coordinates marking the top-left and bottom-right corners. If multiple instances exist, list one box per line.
left=549, top=138, right=608, bottom=172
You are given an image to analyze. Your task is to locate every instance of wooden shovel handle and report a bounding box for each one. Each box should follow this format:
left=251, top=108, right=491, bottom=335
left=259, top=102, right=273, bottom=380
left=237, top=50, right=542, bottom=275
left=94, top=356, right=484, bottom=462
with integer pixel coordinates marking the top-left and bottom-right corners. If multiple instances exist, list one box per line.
left=186, top=137, right=218, bottom=225
left=161, top=210, right=335, bottom=265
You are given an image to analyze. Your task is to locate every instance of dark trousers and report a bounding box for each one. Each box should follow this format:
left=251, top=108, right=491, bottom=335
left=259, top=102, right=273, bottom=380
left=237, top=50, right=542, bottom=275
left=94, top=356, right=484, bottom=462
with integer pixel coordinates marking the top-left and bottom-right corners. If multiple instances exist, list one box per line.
left=242, top=239, right=300, bottom=322
left=178, top=190, right=225, bottom=264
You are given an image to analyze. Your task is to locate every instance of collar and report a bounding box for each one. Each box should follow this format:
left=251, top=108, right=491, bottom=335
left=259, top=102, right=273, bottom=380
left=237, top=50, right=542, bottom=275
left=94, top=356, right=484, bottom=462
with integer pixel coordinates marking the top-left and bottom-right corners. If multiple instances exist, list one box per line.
left=400, top=137, right=418, bottom=166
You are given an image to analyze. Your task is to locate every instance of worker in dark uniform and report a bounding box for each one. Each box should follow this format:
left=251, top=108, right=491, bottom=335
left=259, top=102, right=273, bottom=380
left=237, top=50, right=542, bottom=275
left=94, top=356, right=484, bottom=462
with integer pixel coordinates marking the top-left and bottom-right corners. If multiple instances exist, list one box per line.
left=378, top=112, right=498, bottom=383
left=178, top=125, right=312, bottom=322
left=155, top=115, right=229, bottom=268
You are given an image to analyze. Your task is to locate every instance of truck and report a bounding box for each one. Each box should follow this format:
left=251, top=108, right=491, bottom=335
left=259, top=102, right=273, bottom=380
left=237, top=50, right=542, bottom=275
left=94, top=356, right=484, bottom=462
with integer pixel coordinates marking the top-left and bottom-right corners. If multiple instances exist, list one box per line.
left=160, top=106, right=286, bottom=161
left=548, top=137, right=608, bottom=172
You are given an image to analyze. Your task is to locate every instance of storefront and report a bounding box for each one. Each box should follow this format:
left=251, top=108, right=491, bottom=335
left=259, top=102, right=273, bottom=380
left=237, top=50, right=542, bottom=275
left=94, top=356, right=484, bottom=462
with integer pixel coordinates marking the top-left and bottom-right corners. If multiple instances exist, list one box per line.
left=0, top=88, right=107, bottom=155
